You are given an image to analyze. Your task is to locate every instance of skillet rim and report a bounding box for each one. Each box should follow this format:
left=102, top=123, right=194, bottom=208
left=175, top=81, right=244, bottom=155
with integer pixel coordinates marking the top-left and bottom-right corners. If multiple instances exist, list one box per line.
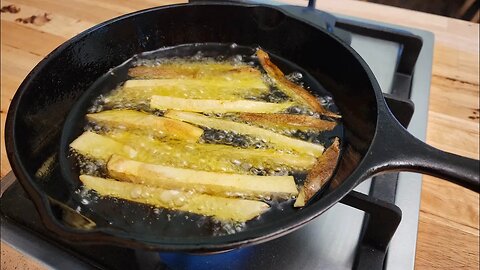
left=4, top=2, right=389, bottom=251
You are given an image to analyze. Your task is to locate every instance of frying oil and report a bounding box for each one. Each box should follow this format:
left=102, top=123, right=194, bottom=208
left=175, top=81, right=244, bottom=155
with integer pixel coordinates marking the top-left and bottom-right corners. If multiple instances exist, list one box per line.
left=71, top=44, right=341, bottom=235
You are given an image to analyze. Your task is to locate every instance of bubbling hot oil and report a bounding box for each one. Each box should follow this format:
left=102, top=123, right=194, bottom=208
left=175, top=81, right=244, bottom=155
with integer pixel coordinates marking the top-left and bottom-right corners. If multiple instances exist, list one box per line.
left=72, top=46, right=341, bottom=235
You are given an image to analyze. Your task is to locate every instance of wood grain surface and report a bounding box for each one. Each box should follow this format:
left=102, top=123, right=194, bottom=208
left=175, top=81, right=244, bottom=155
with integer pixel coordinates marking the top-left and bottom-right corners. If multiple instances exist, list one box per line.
left=1, top=0, right=478, bottom=269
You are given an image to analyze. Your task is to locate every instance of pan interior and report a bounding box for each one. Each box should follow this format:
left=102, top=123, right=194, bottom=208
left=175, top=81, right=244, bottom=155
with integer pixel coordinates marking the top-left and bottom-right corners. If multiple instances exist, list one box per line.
left=59, top=43, right=344, bottom=238
left=7, top=3, right=380, bottom=249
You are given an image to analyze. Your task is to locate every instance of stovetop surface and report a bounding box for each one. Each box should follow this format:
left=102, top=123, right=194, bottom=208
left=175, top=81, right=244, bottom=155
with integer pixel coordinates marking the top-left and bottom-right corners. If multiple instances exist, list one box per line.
left=0, top=3, right=434, bottom=270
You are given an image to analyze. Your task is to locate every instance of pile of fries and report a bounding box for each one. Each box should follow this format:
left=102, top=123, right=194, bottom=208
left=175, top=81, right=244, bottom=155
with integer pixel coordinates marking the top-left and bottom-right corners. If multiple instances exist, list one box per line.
left=71, top=49, right=340, bottom=222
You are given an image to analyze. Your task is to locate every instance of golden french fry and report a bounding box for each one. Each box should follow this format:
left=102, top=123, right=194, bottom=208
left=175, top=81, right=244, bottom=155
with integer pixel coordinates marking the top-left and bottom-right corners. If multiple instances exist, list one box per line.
left=71, top=131, right=316, bottom=173
left=87, top=110, right=203, bottom=142
left=238, top=113, right=337, bottom=131
left=128, top=62, right=262, bottom=79
left=108, top=131, right=316, bottom=172
left=70, top=131, right=137, bottom=160
left=150, top=96, right=294, bottom=113
left=80, top=175, right=269, bottom=222
left=107, top=155, right=298, bottom=200
left=165, top=111, right=325, bottom=156
left=104, top=78, right=269, bottom=105
left=123, top=78, right=267, bottom=90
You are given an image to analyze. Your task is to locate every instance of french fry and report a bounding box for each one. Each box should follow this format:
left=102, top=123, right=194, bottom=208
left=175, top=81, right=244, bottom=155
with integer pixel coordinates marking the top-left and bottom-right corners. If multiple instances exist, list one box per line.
left=79, top=175, right=269, bottom=222
left=108, top=131, right=316, bottom=171
left=294, top=138, right=340, bottom=207
left=123, top=78, right=268, bottom=89
left=107, top=155, right=298, bottom=200
left=71, top=131, right=316, bottom=173
left=128, top=62, right=262, bottom=79
left=164, top=111, right=325, bottom=156
left=256, top=49, right=339, bottom=118
left=238, top=113, right=337, bottom=131
left=70, top=131, right=137, bottom=160
left=150, top=96, right=294, bottom=113
left=87, top=110, right=203, bottom=142
left=104, top=78, right=269, bottom=105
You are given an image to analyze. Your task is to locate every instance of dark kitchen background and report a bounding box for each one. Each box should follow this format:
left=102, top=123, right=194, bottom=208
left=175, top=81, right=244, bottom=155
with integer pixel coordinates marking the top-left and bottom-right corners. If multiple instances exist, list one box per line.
left=359, top=0, right=479, bottom=22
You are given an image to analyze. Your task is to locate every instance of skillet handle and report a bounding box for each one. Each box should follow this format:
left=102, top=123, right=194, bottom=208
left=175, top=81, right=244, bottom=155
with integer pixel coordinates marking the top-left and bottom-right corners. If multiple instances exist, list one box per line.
left=369, top=115, right=479, bottom=192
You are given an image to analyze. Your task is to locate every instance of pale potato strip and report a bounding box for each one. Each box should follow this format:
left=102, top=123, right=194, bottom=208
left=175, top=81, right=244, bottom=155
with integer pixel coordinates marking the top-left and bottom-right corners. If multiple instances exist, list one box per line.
left=150, top=96, right=294, bottom=113
left=124, top=78, right=268, bottom=90
left=164, top=111, right=325, bottom=156
left=70, top=131, right=137, bottom=160
left=128, top=63, right=262, bottom=79
left=257, top=49, right=339, bottom=118
left=104, top=77, right=269, bottom=104
left=238, top=113, right=336, bottom=131
left=87, top=110, right=203, bottom=142
left=71, top=131, right=316, bottom=173
left=107, top=155, right=298, bottom=200
left=80, top=175, right=269, bottom=222
left=108, top=131, right=316, bottom=171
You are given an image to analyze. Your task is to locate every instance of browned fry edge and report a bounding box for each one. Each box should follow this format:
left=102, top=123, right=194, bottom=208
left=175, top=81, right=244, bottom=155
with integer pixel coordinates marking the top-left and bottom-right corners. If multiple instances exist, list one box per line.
left=238, top=113, right=336, bottom=131
left=128, top=65, right=261, bottom=79
left=256, top=49, right=340, bottom=118
left=302, top=137, right=341, bottom=204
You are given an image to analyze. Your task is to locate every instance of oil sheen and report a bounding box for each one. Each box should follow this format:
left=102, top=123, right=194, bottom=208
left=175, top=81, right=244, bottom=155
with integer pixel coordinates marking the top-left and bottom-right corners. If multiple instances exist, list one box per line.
left=70, top=43, right=342, bottom=235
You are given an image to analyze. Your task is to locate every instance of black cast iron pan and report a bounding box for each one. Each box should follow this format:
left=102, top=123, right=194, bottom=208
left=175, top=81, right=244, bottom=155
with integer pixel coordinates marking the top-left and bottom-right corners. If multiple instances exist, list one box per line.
left=5, top=2, right=479, bottom=252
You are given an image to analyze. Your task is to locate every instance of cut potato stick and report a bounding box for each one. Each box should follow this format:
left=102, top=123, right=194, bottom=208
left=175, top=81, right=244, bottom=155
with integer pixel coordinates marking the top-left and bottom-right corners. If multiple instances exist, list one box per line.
left=256, top=49, right=339, bottom=118
left=108, top=131, right=316, bottom=171
left=165, top=111, right=325, bottom=156
left=71, top=131, right=316, bottom=173
left=124, top=78, right=267, bottom=91
left=238, top=113, right=337, bottom=131
left=70, top=131, right=137, bottom=160
left=294, top=138, right=340, bottom=207
left=104, top=78, right=269, bottom=105
left=80, top=175, right=269, bottom=222
left=107, top=155, right=298, bottom=200
left=150, top=96, right=294, bottom=113
left=129, top=62, right=262, bottom=79
left=87, top=110, right=203, bottom=142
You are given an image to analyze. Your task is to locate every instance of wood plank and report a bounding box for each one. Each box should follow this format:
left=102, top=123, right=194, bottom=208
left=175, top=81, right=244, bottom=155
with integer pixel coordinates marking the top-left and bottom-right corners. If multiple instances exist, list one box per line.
left=4, top=0, right=126, bottom=24
left=0, top=242, right=44, bottom=270
left=430, top=75, right=480, bottom=119
left=7, top=0, right=185, bottom=23
left=1, top=20, right=66, bottom=56
left=1, top=0, right=95, bottom=39
left=433, top=44, right=480, bottom=85
left=1, top=45, right=44, bottom=112
left=416, top=212, right=480, bottom=269
left=421, top=176, right=479, bottom=232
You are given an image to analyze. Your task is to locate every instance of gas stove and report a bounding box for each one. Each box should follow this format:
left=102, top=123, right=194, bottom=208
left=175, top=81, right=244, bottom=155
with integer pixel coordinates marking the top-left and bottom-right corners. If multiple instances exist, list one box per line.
left=0, top=1, right=434, bottom=269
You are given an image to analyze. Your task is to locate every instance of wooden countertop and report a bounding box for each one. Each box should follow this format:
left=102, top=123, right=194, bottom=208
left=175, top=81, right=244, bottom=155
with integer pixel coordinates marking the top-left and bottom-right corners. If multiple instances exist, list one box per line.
left=1, top=0, right=478, bottom=269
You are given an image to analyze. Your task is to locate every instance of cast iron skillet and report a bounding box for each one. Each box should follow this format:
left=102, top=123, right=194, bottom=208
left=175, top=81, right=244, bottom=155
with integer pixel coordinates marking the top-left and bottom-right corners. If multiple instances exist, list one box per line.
left=5, top=2, right=479, bottom=252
